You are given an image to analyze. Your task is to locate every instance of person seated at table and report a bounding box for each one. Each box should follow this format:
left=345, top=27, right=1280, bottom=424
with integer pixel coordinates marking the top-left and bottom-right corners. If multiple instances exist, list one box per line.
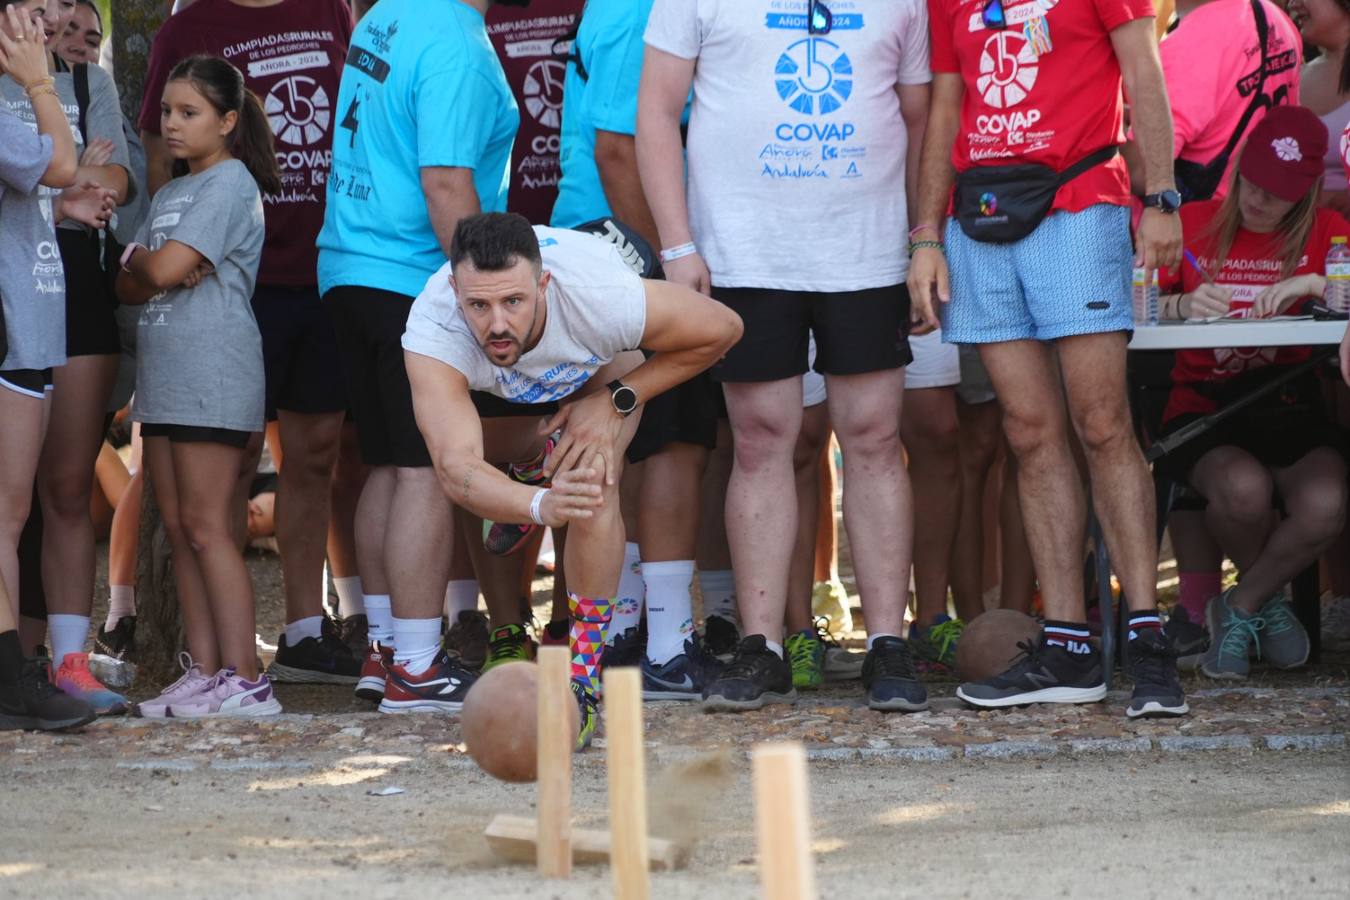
left=1156, top=105, right=1349, bottom=680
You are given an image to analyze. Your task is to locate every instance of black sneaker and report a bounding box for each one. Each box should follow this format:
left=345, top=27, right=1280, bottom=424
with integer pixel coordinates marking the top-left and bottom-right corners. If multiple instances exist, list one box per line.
left=0, top=658, right=97, bottom=731
left=266, top=625, right=362, bottom=685
left=701, top=635, right=795, bottom=712
left=335, top=614, right=369, bottom=657
left=1163, top=606, right=1208, bottom=671
left=1126, top=628, right=1189, bottom=718
left=602, top=625, right=645, bottom=670
left=445, top=611, right=490, bottom=669
left=861, top=636, right=929, bottom=712
left=703, top=614, right=740, bottom=663
left=956, top=637, right=1106, bottom=708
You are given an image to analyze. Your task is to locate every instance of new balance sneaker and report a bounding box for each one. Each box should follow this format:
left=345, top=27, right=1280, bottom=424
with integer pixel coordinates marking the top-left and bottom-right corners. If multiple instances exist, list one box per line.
left=267, top=626, right=362, bottom=685
left=703, top=614, right=740, bottom=663
left=1256, top=592, right=1310, bottom=670
left=0, top=658, right=96, bottom=731
left=445, top=611, right=490, bottom=669
left=701, top=635, right=795, bottom=712
left=641, top=635, right=723, bottom=700
left=1163, top=605, right=1208, bottom=671
left=811, top=580, right=853, bottom=635
left=574, top=681, right=598, bottom=751
left=603, top=624, right=645, bottom=670
left=862, top=636, right=929, bottom=712
left=1322, top=594, right=1350, bottom=652
left=355, top=642, right=393, bottom=702
left=1125, top=628, right=1189, bottom=718
left=136, top=653, right=213, bottom=718
left=160, top=669, right=282, bottom=718
left=378, top=651, right=478, bottom=714
left=90, top=616, right=137, bottom=692
left=53, top=652, right=128, bottom=716
left=1201, top=589, right=1263, bottom=680
left=785, top=629, right=824, bottom=690
left=335, top=614, right=369, bottom=657
left=907, top=616, right=964, bottom=675
left=956, top=637, right=1106, bottom=708
left=482, top=624, right=536, bottom=673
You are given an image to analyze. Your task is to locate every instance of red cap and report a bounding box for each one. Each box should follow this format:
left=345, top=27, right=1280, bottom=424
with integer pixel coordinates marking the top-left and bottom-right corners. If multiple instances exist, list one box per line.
left=1238, top=105, right=1329, bottom=203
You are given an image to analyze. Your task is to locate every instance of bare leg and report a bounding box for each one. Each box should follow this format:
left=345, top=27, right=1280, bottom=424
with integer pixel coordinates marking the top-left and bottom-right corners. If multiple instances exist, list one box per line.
left=999, top=450, right=1038, bottom=613
left=813, top=436, right=837, bottom=585
left=385, top=467, right=454, bottom=620
left=900, top=386, right=961, bottom=627
left=786, top=403, right=830, bottom=634
left=637, top=442, right=708, bottom=562
left=696, top=418, right=734, bottom=573
left=356, top=466, right=395, bottom=596
left=275, top=410, right=345, bottom=622
left=326, top=421, right=367, bottom=580
left=235, top=432, right=264, bottom=551
left=951, top=398, right=1001, bottom=620
left=460, top=505, right=528, bottom=627
left=0, top=389, right=47, bottom=623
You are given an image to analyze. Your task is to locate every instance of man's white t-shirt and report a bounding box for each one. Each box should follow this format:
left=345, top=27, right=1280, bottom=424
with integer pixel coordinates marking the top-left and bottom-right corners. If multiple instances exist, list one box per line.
left=644, top=0, right=931, bottom=292
left=402, top=226, right=648, bottom=405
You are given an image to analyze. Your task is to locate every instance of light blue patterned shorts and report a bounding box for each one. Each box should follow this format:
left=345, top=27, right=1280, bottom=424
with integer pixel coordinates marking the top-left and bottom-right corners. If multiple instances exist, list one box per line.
left=941, top=204, right=1134, bottom=344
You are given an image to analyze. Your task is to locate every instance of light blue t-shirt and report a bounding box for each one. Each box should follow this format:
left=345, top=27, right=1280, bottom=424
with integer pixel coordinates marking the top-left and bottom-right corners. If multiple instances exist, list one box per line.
left=317, top=0, right=519, bottom=298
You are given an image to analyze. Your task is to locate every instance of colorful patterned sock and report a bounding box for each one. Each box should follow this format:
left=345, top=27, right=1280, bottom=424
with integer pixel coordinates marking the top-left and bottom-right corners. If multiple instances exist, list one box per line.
left=1127, top=609, right=1164, bottom=641
left=508, top=439, right=553, bottom=485
left=568, top=592, right=614, bottom=695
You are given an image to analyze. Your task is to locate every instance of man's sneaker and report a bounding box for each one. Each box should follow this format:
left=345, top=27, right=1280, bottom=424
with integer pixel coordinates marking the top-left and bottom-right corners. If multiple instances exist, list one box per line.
left=1257, top=592, right=1310, bottom=670
left=136, top=653, right=214, bottom=718
left=811, top=580, right=853, bottom=635
left=156, top=669, right=282, bottom=718
left=1322, top=594, right=1350, bottom=652
left=701, top=635, right=795, bottom=712
left=703, top=614, right=740, bottom=663
left=603, top=624, right=646, bottom=670
left=907, top=616, right=964, bottom=675
left=90, top=616, right=137, bottom=691
left=573, top=681, right=598, bottom=751
left=0, top=658, right=96, bottom=731
left=335, top=614, right=369, bottom=657
left=862, top=636, right=929, bottom=712
left=1201, top=589, right=1264, bottom=680
left=53, top=653, right=128, bottom=716
left=355, top=642, right=393, bottom=702
left=785, top=630, right=824, bottom=690
left=267, top=623, right=362, bottom=685
left=482, top=624, right=536, bottom=673
left=378, top=651, right=478, bottom=713
left=956, top=637, right=1106, bottom=708
left=445, top=611, right=490, bottom=669
left=1163, top=605, right=1208, bottom=670
left=1125, top=628, right=1189, bottom=718
left=641, top=635, right=723, bottom=700
left=813, top=618, right=865, bottom=682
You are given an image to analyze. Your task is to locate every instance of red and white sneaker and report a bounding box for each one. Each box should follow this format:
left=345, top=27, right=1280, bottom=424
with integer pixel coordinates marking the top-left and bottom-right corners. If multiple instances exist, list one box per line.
left=355, top=642, right=393, bottom=703
left=378, top=651, right=478, bottom=714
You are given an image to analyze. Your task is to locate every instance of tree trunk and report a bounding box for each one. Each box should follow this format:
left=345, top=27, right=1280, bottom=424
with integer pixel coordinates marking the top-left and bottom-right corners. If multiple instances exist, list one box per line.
left=110, top=0, right=168, bottom=122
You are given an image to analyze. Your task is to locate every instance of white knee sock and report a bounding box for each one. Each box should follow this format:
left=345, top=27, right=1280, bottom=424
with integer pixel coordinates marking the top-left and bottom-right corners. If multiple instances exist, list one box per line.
left=364, top=594, right=394, bottom=646
left=643, top=560, right=696, bottom=665
left=392, top=616, right=443, bottom=676
left=284, top=616, right=324, bottom=647
left=48, top=614, right=90, bottom=668
left=444, top=579, right=480, bottom=620
left=334, top=576, right=364, bottom=619
left=699, top=569, right=738, bottom=625
left=104, top=585, right=135, bottom=632
left=607, top=542, right=645, bottom=646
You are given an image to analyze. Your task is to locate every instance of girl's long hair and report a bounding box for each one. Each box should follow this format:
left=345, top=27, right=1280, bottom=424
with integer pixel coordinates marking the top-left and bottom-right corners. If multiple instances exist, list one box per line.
left=166, top=55, right=282, bottom=195
left=1201, top=156, right=1321, bottom=282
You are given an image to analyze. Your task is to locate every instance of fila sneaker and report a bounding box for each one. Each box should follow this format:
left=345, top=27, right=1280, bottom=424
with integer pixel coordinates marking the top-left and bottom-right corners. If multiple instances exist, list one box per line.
left=378, top=651, right=478, bottom=714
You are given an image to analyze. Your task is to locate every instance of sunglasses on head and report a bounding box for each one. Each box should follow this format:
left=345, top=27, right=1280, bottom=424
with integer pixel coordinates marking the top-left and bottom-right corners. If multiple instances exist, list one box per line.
left=808, top=0, right=833, bottom=34
left=982, top=0, right=1007, bottom=29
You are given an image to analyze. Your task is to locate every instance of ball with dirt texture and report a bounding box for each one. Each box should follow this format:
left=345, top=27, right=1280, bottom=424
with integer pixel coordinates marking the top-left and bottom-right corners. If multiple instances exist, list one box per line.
left=460, top=661, right=579, bottom=782
left=954, top=609, right=1042, bottom=682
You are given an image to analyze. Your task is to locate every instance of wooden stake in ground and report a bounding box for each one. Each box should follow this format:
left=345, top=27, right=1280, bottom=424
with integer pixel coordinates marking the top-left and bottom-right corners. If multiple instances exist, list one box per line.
left=753, top=742, right=817, bottom=900
left=605, top=668, right=649, bottom=900
left=536, top=645, right=572, bottom=878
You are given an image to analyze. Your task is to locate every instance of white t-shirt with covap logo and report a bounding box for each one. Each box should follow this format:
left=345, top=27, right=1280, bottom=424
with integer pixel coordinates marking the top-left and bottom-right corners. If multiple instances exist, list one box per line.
left=644, top=0, right=931, bottom=293
left=402, top=226, right=648, bottom=405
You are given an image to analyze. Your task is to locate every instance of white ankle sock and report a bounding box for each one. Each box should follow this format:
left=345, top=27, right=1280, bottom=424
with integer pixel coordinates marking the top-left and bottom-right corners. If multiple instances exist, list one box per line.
left=364, top=594, right=394, bottom=645
left=392, top=617, right=443, bottom=675
left=643, top=560, right=695, bottom=665
left=699, top=569, right=738, bottom=624
left=334, top=577, right=364, bottom=619
left=865, top=632, right=899, bottom=651
left=444, top=579, right=480, bottom=620
left=48, top=614, right=90, bottom=668
left=607, top=543, right=645, bottom=646
left=284, top=616, right=325, bottom=646
left=763, top=639, right=784, bottom=659
left=105, top=585, right=135, bottom=632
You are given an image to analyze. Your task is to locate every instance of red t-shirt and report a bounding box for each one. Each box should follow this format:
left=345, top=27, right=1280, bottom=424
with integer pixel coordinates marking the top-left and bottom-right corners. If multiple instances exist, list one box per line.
left=486, top=0, right=584, bottom=226
left=928, top=0, right=1151, bottom=212
left=1159, top=201, right=1350, bottom=421
left=139, top=0, right=353, bottom=287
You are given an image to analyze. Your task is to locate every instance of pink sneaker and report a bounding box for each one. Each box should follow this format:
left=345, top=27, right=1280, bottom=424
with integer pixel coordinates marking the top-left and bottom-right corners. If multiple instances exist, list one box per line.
left=161, top=669, right=282, bottom=719
left=135, top=653, right=212, bottom=719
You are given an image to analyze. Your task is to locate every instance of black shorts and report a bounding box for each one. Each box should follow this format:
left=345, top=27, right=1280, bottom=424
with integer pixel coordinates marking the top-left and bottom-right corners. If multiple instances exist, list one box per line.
left=57, top=229, right=120, bottom=358
left=252, top=284, right=348, bottom=419
left=140, top=422, right=253, bottom=448
left=711, top=284, right=912, bottom=383
left=0, top=368, right=53, bottom=398
left=326, top=286, right=431, bottom=468
left=471, top=390, right=559, bottom=420
left=626, top=369, right=723, bottom=463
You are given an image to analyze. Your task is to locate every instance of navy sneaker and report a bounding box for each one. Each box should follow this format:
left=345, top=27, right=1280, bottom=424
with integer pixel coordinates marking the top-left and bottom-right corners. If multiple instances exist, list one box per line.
left=641, top=635, right=723, bottom=701
left=701, top=635, right=794, bottom=712
left=1125, top=628, right=1188, bottom=718
left=861, top=636, right=928, bottom=712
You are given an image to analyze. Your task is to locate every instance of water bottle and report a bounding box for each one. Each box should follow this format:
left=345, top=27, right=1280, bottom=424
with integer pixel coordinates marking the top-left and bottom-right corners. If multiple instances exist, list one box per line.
left=1132, top=266, right=1159, bottom=325
left=1324, top=236, right=1350, bottom=314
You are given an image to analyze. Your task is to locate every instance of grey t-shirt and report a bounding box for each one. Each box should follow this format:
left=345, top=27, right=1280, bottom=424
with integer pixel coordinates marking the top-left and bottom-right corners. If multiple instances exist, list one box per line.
left=0, top=101, right=64, bottom=371
left=132, top=160, right=265, bottom=432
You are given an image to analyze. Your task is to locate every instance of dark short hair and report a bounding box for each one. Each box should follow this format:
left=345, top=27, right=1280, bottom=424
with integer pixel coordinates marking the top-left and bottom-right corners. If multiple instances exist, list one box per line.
left=450, top=213, right=541, bottom=274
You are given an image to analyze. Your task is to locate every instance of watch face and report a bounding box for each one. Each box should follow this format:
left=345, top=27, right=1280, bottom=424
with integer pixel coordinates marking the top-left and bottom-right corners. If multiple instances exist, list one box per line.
left=613, top=386, right=638, bottom=414
left=1158, top=190, right=1182, bottom=213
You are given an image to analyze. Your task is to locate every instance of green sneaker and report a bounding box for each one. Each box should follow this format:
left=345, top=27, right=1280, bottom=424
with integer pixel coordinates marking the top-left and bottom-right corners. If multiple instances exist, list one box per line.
left=481, top=624, right=535, bottom=673
left=573, top=682, right=598, bottom=751
left=908, top=617, right=965, bottom=674
left=1201, top=588, right=1264, bottom=680
left=1256, top=592, right=1309, bottom=670
left=785, top=629, right=824, bottom=690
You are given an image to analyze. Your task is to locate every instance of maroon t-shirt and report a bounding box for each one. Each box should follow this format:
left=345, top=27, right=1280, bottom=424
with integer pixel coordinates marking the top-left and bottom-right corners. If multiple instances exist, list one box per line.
left=139, top=0, right=353, bottom=287
left=486, top=0, right=583, bottom=226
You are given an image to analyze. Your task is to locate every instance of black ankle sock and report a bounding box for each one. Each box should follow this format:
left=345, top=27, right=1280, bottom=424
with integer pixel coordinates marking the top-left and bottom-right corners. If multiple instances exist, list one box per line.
left=1128, top=609, right=1163, bottom=640
left=0, top=630, right=24, bottom=683
left=1043, top=620, right=1093, bottom=655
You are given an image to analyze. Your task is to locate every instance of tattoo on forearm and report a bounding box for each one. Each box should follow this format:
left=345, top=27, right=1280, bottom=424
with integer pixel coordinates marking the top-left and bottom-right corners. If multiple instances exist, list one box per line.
left=461, top=468, right=472, bottom=502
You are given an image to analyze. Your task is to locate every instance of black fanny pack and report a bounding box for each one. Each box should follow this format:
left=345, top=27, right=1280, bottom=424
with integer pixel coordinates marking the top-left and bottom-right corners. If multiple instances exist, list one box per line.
left=953, top=145, right=1119, bottom=244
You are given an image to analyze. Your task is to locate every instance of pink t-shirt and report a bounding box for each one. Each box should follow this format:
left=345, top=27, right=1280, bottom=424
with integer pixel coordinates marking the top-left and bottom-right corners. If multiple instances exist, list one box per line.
left=1161, top=0, right=1301, bottom=200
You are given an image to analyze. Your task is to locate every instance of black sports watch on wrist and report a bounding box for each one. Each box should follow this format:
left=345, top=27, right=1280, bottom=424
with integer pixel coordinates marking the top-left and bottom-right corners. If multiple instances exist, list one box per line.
left=608, top=379, right=638, bottom=417
left=1143, top=189, right=1183, bottom=214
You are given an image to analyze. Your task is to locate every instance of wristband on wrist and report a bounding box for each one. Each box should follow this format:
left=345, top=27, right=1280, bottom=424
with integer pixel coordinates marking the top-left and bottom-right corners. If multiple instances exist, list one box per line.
left=24, top=76, right=54, bottom=92
left=529, top=487, right=549, bottom=526
left=119, top=242, right=146, bottom=273
left=908, top=223, right=939, bottom=240
left=659, top=242, right=697, bottom=264
left=909, top=239, right=944, bottom=255
left=26, top=85, right=58, bottom=101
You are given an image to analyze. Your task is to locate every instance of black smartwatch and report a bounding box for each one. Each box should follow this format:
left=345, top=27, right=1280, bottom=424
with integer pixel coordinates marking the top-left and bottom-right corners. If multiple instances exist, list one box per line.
left=608, top=379, right=638, bottom=417
left=1142, top=189, right=1182, bottom=214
